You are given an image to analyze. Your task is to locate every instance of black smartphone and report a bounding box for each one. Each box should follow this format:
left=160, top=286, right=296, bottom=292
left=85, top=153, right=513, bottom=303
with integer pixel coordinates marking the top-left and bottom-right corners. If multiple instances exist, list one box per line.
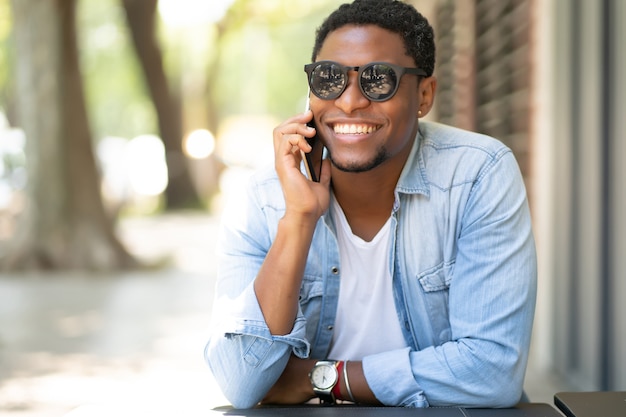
left=302, top=98, right=324, bottom=182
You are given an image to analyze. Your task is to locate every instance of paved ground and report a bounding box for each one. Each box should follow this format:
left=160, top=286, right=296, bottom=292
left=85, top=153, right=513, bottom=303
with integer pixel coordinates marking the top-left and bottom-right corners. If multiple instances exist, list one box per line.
left=0, top=212, right=570, bottom=416
left=0, top=213, right=228, bottom=416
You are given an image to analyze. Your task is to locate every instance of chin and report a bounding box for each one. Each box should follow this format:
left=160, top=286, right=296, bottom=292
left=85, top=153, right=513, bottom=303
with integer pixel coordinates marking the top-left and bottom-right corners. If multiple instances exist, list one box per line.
left=330, top=153, right=387, bottom=173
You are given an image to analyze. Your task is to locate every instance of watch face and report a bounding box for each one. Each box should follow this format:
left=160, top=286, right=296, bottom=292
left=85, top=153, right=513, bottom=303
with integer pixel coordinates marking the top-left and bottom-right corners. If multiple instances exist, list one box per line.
left=310, top=364, right=338, bottom=390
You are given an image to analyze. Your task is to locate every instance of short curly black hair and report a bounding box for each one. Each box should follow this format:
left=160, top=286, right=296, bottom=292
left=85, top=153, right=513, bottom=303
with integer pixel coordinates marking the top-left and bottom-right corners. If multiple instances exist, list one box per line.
left=311, top=0, right=435, bottom=76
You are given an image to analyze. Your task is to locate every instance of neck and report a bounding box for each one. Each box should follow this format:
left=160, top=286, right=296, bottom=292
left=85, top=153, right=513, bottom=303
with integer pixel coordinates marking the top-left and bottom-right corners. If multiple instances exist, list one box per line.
left=331, top=158, right=405, bottom=241
left=332, top=168, right=397, bottom=208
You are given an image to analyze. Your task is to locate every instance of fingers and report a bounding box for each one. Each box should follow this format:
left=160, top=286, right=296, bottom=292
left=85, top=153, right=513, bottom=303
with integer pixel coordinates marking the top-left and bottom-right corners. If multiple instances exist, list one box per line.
left=273, top=116, right=316, bottom=154
left=283, top=133, right=311, bottom=154
left=273, top=111, right=318, bottom=173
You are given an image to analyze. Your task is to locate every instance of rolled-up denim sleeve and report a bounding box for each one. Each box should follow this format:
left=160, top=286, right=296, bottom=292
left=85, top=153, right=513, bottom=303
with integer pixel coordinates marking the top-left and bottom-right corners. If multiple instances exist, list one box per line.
left=205, top=280, right=310, bottom=409
left=363, top=348, right=429, bottom=407
left=204, top=173, right=310, bottom=409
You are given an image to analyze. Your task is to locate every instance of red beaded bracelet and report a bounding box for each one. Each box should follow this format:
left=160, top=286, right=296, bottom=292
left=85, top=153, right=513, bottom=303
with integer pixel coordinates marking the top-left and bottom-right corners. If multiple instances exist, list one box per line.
left=331, top=360, right=344, bottom=400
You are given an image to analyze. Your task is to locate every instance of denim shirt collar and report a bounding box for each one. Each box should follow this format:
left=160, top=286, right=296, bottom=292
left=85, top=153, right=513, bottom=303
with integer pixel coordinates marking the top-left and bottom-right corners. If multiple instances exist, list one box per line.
left=394, top=122, right=431, bottom=211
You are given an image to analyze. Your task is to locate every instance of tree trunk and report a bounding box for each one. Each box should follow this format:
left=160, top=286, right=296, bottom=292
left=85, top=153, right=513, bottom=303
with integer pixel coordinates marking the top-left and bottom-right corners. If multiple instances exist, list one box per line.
left=122, top=0, right=201, bottom=210
left=2, top=0, right=137, bottom=271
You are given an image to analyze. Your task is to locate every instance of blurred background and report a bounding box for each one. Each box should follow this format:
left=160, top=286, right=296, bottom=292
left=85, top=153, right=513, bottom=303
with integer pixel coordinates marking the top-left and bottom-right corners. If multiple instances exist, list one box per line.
left=0, top=0, right=624, bottom=415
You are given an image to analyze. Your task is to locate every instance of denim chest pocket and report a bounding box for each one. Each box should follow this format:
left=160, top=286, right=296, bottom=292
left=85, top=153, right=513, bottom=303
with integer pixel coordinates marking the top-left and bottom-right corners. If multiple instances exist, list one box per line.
left=418, top=268, right=451, bottom=291
left=416, top=261, right=454, bottom=344
left=299, top=275, right=324, bottom=301
left=299, top=276, right=324, bottom=341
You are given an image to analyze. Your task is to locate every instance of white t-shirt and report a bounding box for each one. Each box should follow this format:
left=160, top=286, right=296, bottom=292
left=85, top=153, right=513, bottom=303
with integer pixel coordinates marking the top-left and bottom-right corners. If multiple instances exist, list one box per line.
left=327, top=194, right=408, bottom=361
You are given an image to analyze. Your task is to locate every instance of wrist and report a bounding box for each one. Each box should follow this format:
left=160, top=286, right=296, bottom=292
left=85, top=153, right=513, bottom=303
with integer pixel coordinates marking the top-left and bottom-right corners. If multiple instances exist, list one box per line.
left=281, top=210, right=320, bottom=230
left=309, top=360, right=340, bottom=404
left=330, top=360, right=356, bottom=403
left=343, top=360, right=356, bottom=403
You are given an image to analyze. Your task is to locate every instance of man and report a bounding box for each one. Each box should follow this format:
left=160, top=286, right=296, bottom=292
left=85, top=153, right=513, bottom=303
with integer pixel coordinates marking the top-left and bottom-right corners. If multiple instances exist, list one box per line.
left=205, top=0, right=537, bottom=409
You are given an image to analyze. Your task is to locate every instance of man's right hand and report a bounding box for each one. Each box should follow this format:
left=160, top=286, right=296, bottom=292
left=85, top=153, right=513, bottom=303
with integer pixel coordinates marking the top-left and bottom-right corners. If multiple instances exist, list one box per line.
left=272, top=110, right=331, bottom=222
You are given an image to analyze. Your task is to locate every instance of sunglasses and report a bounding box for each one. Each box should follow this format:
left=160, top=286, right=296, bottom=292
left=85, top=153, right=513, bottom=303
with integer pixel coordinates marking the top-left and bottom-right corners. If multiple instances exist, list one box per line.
left=304, top=61, right=427, bottom=102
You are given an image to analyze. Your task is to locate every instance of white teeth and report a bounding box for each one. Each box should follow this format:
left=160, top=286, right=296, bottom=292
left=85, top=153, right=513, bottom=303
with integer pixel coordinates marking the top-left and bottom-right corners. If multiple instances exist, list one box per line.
left=333, top=124, right=378, bottom=134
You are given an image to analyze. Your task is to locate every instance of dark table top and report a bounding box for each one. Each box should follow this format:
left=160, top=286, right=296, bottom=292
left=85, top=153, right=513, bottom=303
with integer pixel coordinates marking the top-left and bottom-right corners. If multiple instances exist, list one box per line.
left=208, top=403, right=563, bottom=417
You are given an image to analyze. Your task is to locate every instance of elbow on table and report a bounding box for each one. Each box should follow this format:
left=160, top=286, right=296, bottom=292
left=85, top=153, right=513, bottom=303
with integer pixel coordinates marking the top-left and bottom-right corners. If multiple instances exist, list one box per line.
left=464, top=351, right=528, bottom=407
left=206, top=357, right=266, bottom=409
left=492, top=390, right=525, bottom=408
left=435, top=370, right=524, bottom=408
left=223, top=390, right=263, bottom=410
left=477, top=380, right=525, bottom=408
left=204, top=337, right=283, bottom=409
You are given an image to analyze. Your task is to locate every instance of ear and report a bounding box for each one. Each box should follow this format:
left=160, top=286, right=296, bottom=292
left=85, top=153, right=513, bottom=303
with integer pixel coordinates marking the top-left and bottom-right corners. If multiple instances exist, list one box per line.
left=416, top=76, right=437, bottom=118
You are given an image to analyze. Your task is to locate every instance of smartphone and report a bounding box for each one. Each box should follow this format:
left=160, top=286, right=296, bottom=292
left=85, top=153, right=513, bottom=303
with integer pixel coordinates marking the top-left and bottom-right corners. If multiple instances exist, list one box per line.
left=301, top=96, right=324, bottom=182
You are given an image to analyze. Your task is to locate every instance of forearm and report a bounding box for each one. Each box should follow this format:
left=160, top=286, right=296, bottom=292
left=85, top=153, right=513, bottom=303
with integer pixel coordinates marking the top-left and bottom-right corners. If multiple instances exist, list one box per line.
left=262, top=357, right=381, bottom=405
left=339, top=360, right=380, bottom=404
left=254, top=212, right=318, bottom=335
left=359, top=334, right=530, bottom=408
left=254, top=109, right=331, bottom=336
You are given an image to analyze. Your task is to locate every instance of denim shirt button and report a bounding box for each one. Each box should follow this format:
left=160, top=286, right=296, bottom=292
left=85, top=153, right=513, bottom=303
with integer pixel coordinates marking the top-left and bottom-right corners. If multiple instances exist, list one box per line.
left=327, top=325, right=334, bottom=331
left=331, top=266, right=339, bottom=274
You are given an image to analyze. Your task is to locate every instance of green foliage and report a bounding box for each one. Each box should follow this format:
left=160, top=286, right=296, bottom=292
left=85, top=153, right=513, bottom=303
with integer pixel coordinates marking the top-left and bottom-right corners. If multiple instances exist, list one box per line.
left=77, top=0, right=157, bottom=141
left=3, top=0, right=339, bottom=143
left=210, top=0, right=338, bottom=122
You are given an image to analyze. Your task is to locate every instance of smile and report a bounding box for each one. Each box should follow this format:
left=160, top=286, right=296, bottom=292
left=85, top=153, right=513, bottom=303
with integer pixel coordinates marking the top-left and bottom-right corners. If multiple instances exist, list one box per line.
left=333, top=124, right=381, bottom=135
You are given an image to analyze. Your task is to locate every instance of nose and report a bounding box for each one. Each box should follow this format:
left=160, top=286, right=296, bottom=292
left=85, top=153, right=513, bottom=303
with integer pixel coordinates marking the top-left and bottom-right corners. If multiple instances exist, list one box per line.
left=334, top=72, right=370, bottom=114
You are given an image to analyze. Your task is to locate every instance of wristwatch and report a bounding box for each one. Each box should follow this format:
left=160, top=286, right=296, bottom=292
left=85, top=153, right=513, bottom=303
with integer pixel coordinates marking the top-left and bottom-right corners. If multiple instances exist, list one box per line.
left=309, top=360, right=339, bottom=404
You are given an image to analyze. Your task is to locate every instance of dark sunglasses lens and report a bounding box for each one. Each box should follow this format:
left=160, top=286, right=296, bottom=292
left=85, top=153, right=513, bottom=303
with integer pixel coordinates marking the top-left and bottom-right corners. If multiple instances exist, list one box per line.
left=310, top=63, right=346, bottom=100
left=360, top=64, right=399, bottom=101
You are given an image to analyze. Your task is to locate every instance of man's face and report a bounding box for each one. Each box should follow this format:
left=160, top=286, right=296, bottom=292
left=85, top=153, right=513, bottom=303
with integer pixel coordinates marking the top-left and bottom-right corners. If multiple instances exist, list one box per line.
left=311, top=24, right=424, bottom=174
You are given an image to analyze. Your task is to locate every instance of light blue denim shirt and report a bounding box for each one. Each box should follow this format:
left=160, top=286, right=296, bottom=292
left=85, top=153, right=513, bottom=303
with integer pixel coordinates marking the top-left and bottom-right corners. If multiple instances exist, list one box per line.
left=204, top=121, right=537, bottom=409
